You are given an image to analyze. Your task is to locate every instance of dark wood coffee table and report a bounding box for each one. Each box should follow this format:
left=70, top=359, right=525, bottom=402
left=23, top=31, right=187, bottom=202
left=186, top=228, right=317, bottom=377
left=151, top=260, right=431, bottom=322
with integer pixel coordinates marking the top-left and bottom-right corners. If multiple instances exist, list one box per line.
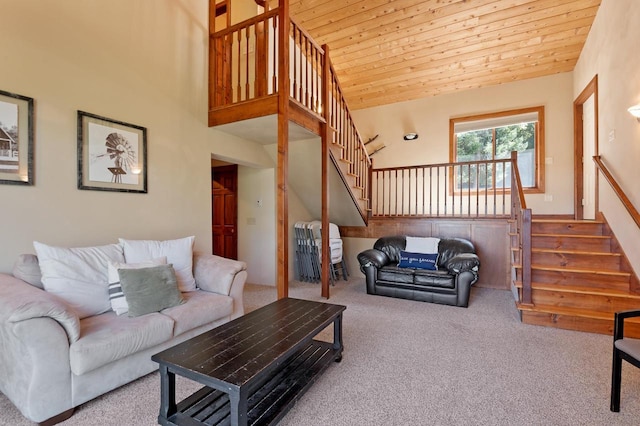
left=151, top=297, right=346, bottom=426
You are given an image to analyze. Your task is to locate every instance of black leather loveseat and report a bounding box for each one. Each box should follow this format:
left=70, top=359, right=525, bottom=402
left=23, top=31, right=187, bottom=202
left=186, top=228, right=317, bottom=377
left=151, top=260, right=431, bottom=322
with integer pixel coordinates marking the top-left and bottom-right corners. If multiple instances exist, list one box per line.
left=357, top=236, right=480, bottom=307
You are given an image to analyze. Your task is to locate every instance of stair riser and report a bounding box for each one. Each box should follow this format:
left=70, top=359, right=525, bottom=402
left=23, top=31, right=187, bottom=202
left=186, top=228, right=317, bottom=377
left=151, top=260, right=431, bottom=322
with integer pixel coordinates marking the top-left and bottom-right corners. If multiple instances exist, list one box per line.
left=532, top=222, right=603, bottom=235
left=520, top=311, right=640, bottom=338
left=532, top=251, right=621, bottom=270
left=521, top=311, right=613, bottom=335
left=515, top=269, right=629, bottom=289
left=525, top=289, right=640, bottom=313
left=532, top=236, right=611, bottom=252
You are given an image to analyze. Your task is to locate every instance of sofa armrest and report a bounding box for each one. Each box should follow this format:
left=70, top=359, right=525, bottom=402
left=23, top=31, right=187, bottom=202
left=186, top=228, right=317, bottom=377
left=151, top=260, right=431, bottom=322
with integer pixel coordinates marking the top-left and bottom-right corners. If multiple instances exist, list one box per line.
left=0, top=274, right=74, bottom=422
left=193, top=253, right=247, bottom=318
left=444, top=253, right=480, bottom=274
left=0, top=273, right=80, bottom=343
left=357, top=249, right=390, bottom=271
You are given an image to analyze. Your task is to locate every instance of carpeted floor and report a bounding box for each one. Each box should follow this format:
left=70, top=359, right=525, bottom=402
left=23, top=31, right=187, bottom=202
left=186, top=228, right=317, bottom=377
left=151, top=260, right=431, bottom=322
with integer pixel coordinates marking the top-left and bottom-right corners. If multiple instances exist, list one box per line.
left=2, top=278, right=640, bottom=425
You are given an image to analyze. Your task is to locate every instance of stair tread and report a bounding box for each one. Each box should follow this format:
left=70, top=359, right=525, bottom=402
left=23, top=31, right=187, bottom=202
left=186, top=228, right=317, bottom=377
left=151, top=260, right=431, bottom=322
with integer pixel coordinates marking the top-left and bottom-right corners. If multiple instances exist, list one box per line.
left=513, top=281, right=640, bottom=298
left=532, top=219, right=604, bottom=224
left=513, top=264, right=629, bottom=276
left=532, top=233, right=610, bottom=239
left=531, top=248, right=621, bottom=256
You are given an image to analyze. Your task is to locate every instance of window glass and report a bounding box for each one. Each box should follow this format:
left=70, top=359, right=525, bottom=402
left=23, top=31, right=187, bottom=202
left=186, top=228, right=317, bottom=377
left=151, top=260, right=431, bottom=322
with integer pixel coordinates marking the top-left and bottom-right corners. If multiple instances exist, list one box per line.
left=450, top=107, right=543, bottom=192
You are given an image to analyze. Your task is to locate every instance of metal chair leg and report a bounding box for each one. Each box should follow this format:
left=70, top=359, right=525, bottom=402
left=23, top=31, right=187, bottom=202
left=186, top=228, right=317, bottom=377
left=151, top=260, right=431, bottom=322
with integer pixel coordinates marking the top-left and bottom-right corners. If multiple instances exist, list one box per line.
left=611, top=348, right=623, bottom=412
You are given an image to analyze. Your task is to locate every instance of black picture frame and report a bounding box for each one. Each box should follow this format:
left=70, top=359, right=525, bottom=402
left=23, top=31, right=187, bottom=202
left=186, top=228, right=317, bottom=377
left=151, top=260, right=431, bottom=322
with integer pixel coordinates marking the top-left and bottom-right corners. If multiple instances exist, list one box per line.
left=0, top=89, right=34, bottom=185
left=77, top=110, right=147, bottom=193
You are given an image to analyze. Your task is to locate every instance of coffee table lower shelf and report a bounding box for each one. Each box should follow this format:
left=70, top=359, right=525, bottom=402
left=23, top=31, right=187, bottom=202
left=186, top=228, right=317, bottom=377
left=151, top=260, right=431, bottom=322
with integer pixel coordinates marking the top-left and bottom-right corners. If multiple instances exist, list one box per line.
left=163, top=340, right=340, bottom=426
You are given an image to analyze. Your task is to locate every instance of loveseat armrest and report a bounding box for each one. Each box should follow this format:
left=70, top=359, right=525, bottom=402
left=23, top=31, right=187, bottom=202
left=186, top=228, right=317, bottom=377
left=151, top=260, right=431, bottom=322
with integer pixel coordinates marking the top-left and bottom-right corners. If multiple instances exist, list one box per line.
left=193, top=253, right=248, bottom=318
left=444, top=253, right=480, bottom=277
left=357, top=249, right=390, bottom=272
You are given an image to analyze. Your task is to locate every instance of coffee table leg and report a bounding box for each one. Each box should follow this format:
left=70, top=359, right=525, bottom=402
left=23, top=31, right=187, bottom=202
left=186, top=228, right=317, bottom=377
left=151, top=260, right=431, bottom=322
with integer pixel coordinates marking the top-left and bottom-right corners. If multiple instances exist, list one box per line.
left=159, top=365, right=177, bottom=421
left=229, top=388, right=248, bottom=426
left=333, top=313, right=344, bottom=362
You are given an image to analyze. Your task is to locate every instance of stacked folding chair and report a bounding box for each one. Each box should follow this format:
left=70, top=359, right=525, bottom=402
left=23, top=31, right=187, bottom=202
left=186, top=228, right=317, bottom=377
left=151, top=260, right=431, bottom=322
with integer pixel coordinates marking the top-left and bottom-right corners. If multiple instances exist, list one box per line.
left=293, top=220, right=349, bottom=285
left=294, top=222, right=321, bottom=283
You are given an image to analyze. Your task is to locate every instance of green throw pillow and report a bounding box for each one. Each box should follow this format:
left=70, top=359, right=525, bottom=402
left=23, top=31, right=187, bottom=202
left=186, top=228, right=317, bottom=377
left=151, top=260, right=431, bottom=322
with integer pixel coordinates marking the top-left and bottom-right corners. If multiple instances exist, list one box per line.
left=118, top=264, right=184, bottom=317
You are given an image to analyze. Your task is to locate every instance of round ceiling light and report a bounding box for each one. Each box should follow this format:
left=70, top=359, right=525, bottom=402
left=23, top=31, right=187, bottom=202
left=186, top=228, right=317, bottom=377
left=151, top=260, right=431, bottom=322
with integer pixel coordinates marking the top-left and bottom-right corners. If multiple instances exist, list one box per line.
left=403, top=133, right=419, bottom=141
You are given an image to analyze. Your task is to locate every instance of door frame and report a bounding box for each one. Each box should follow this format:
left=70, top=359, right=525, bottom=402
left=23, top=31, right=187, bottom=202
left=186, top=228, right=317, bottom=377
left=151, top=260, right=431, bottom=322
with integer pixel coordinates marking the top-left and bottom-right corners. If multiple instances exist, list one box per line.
left=573, top=75, right=599, bottom=220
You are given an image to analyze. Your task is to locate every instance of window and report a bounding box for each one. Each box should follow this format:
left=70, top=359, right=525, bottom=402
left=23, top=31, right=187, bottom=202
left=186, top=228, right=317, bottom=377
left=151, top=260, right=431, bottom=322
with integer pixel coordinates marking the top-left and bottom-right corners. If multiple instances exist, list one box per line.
left=449, top=106, right=544, bottom=192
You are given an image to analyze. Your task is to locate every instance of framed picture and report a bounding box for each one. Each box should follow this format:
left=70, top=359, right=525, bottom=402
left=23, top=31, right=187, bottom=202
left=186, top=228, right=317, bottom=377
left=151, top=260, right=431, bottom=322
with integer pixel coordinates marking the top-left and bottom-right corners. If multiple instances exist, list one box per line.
left=77, top=111, right=147, bottom=193
left=0, top=89, right=34, bottom=185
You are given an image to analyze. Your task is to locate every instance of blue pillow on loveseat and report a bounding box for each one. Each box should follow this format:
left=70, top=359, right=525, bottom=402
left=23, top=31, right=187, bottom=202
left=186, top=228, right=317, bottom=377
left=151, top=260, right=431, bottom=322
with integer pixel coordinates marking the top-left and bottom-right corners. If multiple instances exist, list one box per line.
left=398, top=250, right=438, bottom=270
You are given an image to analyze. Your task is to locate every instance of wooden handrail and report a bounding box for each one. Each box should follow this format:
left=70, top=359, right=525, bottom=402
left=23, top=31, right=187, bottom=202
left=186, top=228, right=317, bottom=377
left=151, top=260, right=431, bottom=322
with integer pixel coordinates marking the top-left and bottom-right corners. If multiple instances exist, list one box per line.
left=594, top=155, right=640, bottom=229
left=511, top=152, right=527, bottom=210
left=210, top=8, right=278, bottom=38
left=374, top=157, right=510, bottom=173
left=371, top=157, right=517, bottom=217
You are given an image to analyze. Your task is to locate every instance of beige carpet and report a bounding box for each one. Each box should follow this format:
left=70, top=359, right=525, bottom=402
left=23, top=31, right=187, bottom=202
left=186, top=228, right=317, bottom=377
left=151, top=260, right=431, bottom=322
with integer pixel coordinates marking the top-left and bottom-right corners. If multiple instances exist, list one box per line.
left=2, top=278, right=640, bottom=425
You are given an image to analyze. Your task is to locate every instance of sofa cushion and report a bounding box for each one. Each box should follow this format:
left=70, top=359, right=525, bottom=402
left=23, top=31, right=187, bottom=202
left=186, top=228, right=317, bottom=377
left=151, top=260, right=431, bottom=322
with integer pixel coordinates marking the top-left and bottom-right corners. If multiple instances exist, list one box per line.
left=118, top=264, right=184, bottom=317
left=12, top=254, right=43, bottom=289
left=107, top=257, right=167, bottom=316
left=33, top=242, right=125, bottom=319
left=119, top=236, right=196, bottom=292
left=398, top=251, right=438, bottom=270
left=413, top=269, right=456, bottom=288
left=161, top=290, right=233, bottom=336
left=378, top=266, right=414, bottom=284
left=70, top=311, right=174, bottom=375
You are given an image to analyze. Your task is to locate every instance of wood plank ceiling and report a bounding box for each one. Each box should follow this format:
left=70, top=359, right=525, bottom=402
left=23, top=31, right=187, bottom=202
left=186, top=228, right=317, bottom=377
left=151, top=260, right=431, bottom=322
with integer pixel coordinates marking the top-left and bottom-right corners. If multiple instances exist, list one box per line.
left=272, top=0, right=601, bottom=110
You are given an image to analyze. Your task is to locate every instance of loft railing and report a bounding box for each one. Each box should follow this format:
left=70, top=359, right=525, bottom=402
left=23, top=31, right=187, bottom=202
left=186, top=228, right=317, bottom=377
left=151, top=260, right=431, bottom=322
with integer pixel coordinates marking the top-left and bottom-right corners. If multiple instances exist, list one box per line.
left=209, top=7, right=371, bottom=220
left=209, top=10, right=325, bottom=116
left=510, top=151, right=532, bottom=306
left=209, top=9, right=279, bottom=107
left=371, top=157, right=516, bottom=218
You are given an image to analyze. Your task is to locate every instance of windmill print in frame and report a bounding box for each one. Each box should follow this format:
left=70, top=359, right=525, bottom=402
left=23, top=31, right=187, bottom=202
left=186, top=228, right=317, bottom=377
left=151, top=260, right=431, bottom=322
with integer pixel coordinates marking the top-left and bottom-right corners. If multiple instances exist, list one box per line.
left=77, top=111, right=147, bottom=193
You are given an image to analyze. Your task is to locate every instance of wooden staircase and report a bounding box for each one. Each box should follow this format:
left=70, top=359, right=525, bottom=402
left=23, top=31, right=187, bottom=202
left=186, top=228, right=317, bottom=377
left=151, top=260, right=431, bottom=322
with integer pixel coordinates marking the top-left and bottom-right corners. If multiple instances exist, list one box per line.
left=513, top=218, right=640, bottom=337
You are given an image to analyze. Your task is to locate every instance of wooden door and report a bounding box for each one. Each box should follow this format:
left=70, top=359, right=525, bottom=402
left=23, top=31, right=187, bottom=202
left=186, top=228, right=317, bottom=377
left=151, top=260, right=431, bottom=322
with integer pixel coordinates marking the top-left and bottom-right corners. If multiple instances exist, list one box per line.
left=212, top=165, right=238, bottom=259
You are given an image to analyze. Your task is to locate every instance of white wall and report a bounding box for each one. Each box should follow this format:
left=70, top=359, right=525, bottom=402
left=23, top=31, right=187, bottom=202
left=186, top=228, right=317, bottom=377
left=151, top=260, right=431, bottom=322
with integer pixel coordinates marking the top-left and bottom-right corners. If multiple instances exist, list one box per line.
left=573, top=0, right=640, bottom=276
left=0, top=0, right=270, bottom=273
left=352, top=72, right=575, bottom=215
left=237, top=166, right=276, bottom=286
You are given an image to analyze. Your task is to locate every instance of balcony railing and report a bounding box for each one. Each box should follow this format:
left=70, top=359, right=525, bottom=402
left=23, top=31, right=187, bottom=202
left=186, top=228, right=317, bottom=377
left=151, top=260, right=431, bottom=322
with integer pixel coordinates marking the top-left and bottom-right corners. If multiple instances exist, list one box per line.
left=209, top=6, right=371, bottom=221
left=371, top=157, right=516, bottom=218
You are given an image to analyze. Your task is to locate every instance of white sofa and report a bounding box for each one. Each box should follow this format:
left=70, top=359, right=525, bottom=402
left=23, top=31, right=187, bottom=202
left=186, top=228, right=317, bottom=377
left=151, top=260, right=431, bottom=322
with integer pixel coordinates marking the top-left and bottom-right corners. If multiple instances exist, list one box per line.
left=0, top=241, right=247, bottom=425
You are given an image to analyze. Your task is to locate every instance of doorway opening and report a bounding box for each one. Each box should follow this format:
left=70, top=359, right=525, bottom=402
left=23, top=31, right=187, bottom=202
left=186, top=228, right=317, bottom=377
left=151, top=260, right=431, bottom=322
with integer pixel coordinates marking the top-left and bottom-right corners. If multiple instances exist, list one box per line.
left=574, top=75, right=599, bottom=220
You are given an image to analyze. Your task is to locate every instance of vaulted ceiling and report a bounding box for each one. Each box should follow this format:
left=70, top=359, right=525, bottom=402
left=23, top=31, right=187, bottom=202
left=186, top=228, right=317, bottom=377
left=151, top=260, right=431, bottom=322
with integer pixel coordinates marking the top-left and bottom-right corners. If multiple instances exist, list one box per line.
left=275, top=0, right=601, bottom=110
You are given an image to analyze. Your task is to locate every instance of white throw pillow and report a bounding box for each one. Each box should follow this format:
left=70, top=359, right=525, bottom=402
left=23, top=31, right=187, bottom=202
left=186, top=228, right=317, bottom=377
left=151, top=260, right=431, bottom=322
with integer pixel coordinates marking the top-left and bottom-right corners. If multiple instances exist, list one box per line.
left=119, top=236, right=196, bottom=292
left=405, top=236, right=440, bottom=254
left=33, top=241, right=125, bottom=319
left=107, top=257, right=167, bottom=315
